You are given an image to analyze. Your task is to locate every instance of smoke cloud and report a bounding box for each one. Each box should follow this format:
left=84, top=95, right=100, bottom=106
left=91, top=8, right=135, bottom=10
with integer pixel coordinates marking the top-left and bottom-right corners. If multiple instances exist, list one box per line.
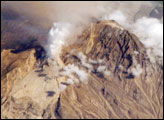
left=2, top=1, right=158, bottom=27
left=133, top=17, right=163, bottom=58
left=101, top=8, right=163, bottom=61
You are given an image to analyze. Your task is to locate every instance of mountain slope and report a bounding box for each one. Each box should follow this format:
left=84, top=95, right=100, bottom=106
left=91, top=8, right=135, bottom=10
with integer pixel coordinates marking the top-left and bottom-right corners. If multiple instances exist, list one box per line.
left=1, top=20, right=163, bottom=119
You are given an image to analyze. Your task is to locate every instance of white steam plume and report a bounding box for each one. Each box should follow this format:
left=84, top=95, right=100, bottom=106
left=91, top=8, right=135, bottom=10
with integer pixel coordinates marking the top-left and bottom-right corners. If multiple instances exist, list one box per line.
left=102, top=10, right=128, bottom=27
left=61, top=64, right=89, bottom=84
left=133, top=17, right=163, bottom=58
left=46, top=22, right=72, bottom=59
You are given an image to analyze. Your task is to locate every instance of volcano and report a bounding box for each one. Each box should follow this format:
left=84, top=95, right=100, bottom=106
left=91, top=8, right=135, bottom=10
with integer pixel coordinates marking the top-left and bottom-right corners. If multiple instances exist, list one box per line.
left=1, top=2, right=163, bottom=119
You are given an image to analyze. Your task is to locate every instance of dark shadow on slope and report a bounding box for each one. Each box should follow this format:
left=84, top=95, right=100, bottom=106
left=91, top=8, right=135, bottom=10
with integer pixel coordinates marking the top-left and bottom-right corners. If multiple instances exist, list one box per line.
left=126, top=73, right=135, bottom=79
left=46, top=91, right=55, bottom=97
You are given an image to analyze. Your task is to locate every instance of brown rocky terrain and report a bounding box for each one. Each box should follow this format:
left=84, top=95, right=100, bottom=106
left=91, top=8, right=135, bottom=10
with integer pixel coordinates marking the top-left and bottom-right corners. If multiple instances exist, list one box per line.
left=1, top=19, right=163, bottom=119
left=59, top=20, right=163, bottom=119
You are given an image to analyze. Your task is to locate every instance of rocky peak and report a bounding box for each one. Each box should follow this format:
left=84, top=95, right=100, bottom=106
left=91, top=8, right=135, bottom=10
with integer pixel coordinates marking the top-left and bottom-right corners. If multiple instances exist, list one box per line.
left=62, top=20, right=146, bottom=73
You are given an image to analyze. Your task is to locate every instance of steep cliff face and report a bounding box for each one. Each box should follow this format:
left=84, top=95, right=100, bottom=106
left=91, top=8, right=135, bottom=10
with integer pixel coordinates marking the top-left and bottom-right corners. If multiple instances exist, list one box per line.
left=1, top=20, right=163, bottom=119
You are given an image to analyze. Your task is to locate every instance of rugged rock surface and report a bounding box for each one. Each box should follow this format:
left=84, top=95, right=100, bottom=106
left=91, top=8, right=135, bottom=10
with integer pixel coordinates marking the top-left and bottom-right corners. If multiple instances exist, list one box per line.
left=1, top=20, right=163, bottom=119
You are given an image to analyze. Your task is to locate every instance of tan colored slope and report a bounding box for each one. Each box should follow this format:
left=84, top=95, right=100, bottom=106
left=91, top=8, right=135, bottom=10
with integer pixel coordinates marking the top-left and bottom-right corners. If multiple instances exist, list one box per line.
left=1, top=49, right=36, bottom=105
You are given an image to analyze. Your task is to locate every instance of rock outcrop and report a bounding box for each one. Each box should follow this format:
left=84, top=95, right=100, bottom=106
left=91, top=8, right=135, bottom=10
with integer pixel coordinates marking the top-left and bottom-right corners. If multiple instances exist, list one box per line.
left=1, top=49, right=36, bottom=106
